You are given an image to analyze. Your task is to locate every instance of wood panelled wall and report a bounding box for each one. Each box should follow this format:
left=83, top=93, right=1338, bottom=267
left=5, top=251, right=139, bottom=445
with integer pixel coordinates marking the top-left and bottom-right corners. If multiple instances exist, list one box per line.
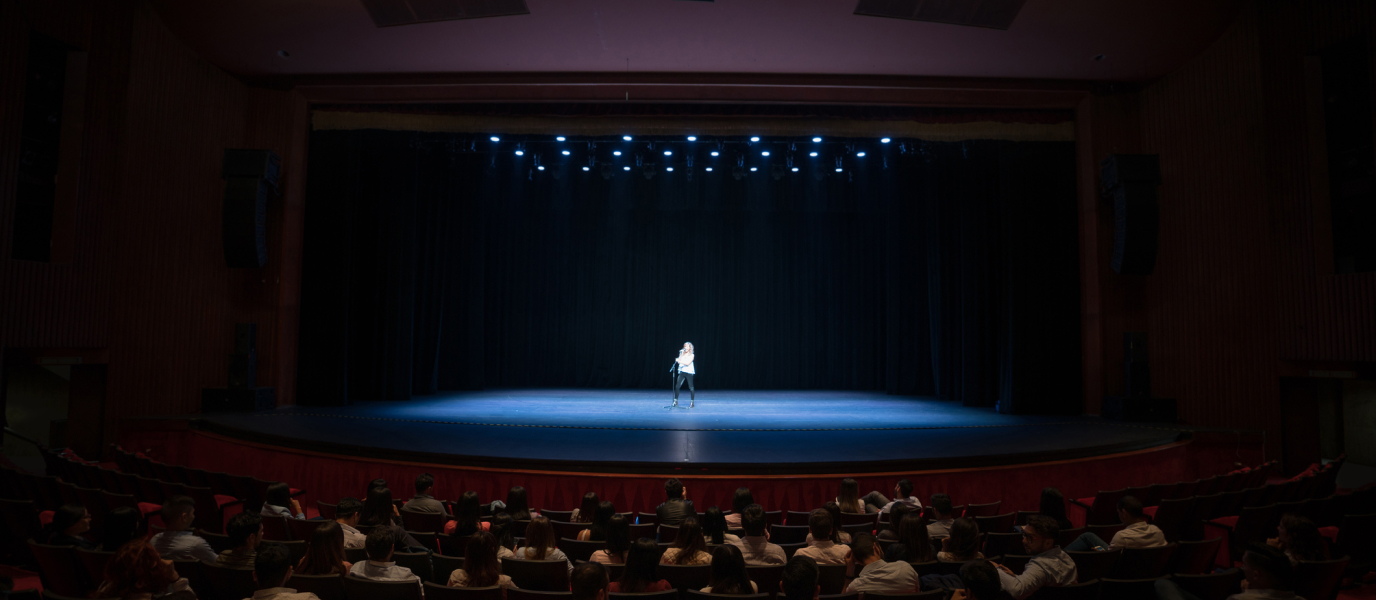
left=1078, top=0, right=1376, bottom=466
left=0, top=0, right=307, bottom=447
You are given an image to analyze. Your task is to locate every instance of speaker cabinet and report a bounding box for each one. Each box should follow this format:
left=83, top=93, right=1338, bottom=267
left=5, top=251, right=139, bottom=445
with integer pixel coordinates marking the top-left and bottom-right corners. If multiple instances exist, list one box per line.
left=221, top=150, right=279, bottom=269
left=228, top=353, right=256, bottom=389
left=1124, top=331, right=1150, bottom=398
left=1101, top=155, right=1161, bottom=275
left=234, top=323, right=258, bottom=354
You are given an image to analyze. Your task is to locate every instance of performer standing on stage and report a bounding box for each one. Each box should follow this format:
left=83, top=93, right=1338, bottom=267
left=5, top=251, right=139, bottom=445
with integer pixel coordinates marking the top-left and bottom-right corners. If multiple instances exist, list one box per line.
left=673, top=342, right=696, bottom=408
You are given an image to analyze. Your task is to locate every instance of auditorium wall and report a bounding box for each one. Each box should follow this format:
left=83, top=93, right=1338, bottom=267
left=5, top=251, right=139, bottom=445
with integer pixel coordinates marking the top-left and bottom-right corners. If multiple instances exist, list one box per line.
left=0, top=0, right=307, bottom=449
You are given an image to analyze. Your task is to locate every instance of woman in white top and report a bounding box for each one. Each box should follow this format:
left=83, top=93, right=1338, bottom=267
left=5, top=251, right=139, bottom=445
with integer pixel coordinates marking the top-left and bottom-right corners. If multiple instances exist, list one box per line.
left=261, top=482, right=305, bottom=519
left=513, top=516, right=574, bottom=574
left=673, top=342, right=696, bottom=408
left=590, top=514, right=631, bottom=564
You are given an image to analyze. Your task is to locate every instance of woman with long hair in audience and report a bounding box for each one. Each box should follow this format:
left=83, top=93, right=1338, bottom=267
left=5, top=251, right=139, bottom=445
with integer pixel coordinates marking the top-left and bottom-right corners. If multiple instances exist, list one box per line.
left=450, top=531, right=519, bottom=590
left=702, top=544, right=756, bottom=594
left=296, top=521, right=352, bottom=575
left=661, top=517, right=712, bottom=564
left=360, top=485, right=424, bottom=551
left=611, top=538, right=672, bottom=593
left=262, top=482, right=304, bottom=519
left=590, top=514, right=631, bottom=564
left=445, top=491, right=490, bottom=537
left=515, top=516, right=574, bottom=573
left=806, top=502, right=852, bottom=545
left=39, top=504, right=96, bottom=550
left=836, top=478, right=863, bottom=514
left=490, top=512, right=517, bottom=558
left=1036, top=488, right=1073, bottom=531
left=503, top=486, right=537, bottom=521
left=725, top=488, right=753, bottom=529
left=884, top=513, right=935, bottom=563
left=101, top=506, right=144, bottom=552
left=1268, top=514, right=1329, bottom=564
left=95, top=539, right=195, bottom=600
left=578, top=500, right=618, bottom=541
left=702, top=507, right=740, bottom=545
left=572, top=492, right=599, bottom=523
left=937, top=518, right=984, bottom=562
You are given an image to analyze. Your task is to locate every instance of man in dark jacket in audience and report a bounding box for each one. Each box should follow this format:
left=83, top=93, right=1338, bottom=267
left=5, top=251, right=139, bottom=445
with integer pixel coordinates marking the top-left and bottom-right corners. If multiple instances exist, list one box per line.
left=405, top=473, right=445, bottom=514
left=655, top=478, right=695, bottom=527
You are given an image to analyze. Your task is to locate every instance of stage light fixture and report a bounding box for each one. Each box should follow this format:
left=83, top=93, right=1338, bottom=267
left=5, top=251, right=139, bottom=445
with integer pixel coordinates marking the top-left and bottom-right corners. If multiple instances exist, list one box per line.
left=812, top=137, right=822, bottom=143
left=881, top=137, right=891, bottom=143
left=562, top=150, right=571, bottom=156
left=556, top=136, right=566, bottom=142
left=664, top=150, right=672, bottom=156
left=810, top=151, right=818, bottom=157
left=490, top=136, right=500, bottom=142
left=834, top=156, right=843, bottom=173
left=623, top=166, right=631, bottom=171
left=538, top=165, right=546, bottom=171
left=706, top=167, right=714, bottom=172
left=857, top=151, right=866, bottom=157
left=750, top=167, right=758, bottom=172
left=515, top=150, right=524, bottom=156
left=687, top=136, right=697, bottom=141
left=761, top=151, right=770, bottom=156
left=613, top=151, right=622, bottom=156
left=711, top=151, right=720, bottom=157
left=750, top=136, right=760, bottom=142
left=623, top=135, right=633, bottom=141
left=666, top=167, right=674, bottom=172
left=835, top=167, right=843, bottom=172
left=582, top=166, right=590, bottom=171
left=792, top=167, right=799, bottom=172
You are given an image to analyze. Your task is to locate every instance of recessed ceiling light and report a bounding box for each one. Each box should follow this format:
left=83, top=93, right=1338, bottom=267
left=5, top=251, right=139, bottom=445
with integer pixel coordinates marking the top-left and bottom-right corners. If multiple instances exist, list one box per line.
left=664, top=150, right=673, bottom=156
left=490, top=136, right=500, bottom=142
left=750, top=167, right=758, bottom=172
left=812, top=137, right=822, bottom=143
left=761, top=151, right=770, bottom=157
left=613, top=151, right=622, bottom=156
left=880, top=138, right=891, bottom=144
left=623, top=135, right=633, bottom=141
left=710, top=151, right=720, bottom=157
left=750, top=137, right=760, bottom=142
left=687, top=136, right=697, bottom=141
left=556, top=136, right=566, bottom=141
left=623, top=166, right=631, bottom=171
left=562, top=150, right=571, bottom=156
left=810, top=152, right=818, bottom=157
left=856, top=151, right=866, bottom=157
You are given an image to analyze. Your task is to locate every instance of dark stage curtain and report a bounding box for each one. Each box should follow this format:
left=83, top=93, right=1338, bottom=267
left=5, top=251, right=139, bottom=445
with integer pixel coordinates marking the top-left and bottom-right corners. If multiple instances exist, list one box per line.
left=297, top=130, right=1080, bottom=411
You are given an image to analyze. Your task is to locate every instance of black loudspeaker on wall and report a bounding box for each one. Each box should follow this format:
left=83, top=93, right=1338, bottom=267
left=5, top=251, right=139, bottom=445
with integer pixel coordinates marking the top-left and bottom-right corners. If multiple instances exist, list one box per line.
left=221, top=149, right=281, bottom=269
left=1101, top=154, right=1161, bottom=275
left=203, top=323, right=275, bottom=413
left=1104, top=331, right=1176, bottom=422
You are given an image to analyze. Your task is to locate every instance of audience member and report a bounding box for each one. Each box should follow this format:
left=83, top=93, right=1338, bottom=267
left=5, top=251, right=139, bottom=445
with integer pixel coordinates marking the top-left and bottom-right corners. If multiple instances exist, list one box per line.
left=333, top=497, right=367, bottom=549
left=734, top=504, right=786, bottom=565
left=95, top=539, right=196, bottom=600
left=862, top=478, right=923, bottom=515
left=725, top=488, right=753, bottom=528
left=938, top=518, right=985, bottom=563
left=490, top=513, right=518, bottom=559
left=1064, top=496, right=1164, bottom=551
left=927, top=494, right=956, bottom=538
left=360, top=486, right=425, bottom=551
left=101, top=506, right=144, bottom=552
left=516, top=516, right=575, bottom=574
left=261, top=482, right=304, bottom=520
left=217, top=512, right=263, bottom=568
left=149, top=495, right=218, bottom=563
left=503, top=486, right=537, bottom=521
left=1268, top=514, right=1329, bottom=565
left=349, top=526, right=423, bottom=595
left=590, top=514, right=631, bottom=564
left=38, top=504, right=96, bottom=550
left=1037, top=488, right=1073, bottom=532
left=578, top=500, right=617, bottom=541
left=806, top=502, right=852, bottom=545
left=250, top=541, right=320, bottom=600
left=885, top=513, right=936, bottom=564
left=365, top=478, right=387, bottom=499
left=656, top=478, right=696, bottom=527
left=795, top=509, right=847, bottom=565
left=572, top=492, right=600, bottom=523
left=843, top=532, right=919, bottom=594
left=702, top=544, right=758, bottom=594
left=992, top=515, right=1076, bottom=600
left=662, top=516, right=712, bottom=564
left=781, top=555, right=820, bottom=600
left=1155, top=544, right=1299, bottom=600
left=836, top=478, right=864, bottom=514
left=878, top=503, right=915, bottom=543
left=296, top=521, right=352, bottom=576
left=405, top=472, right=445, bottom=514
left=951, top=559, right=1004, bottom=600
left=445, top=491, right=489, bottom=537
left=450, top=531, right=518, bottom=590
left=703, top=506, right=741, bottom=545
left=571, top=562, right=610, bottom=600
left=611, top=538, right=673, bottom=593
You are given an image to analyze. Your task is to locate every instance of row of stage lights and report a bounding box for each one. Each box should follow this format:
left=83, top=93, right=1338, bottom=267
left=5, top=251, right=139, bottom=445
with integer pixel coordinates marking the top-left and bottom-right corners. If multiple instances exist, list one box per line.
left=484, top=135, right=895, bottom=175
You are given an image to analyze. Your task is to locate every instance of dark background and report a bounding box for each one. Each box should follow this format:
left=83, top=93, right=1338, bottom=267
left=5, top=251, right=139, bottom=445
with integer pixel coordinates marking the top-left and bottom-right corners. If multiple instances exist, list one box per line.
left=298, top=129, right=1081, bottom=412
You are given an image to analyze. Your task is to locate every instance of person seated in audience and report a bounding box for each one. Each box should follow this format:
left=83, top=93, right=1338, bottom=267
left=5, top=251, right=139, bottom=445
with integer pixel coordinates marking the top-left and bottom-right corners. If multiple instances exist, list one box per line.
left=1063, top=496, right=1164, bottom=551
left=250, top=541, right=320, bottom=600
left=514, top=516, right=574, bottom=574
left=927, top=494, right=956, bottom=538
left=261, top=482, right=304, bottom=520
left=577, top=500, right=617, bottom=541
left=490, top=513, right=518, bottom=559
left=662, top=516, right=712, bottom=564
left=1154, top=544, right=1300, bottom=600
left=572, top=492, right=600, bottom=523
left=217, top=512, right=263, bottom=568
left=102, top=506, right=144, bottom=552
left=702, top=544, right=758, bottom=594
left=296, top=521, right=352, bottom=576
left=405, top=472, right=445, bottom=514
left=612, top=539, right=673, bottom=593
left=1267, top=514, right=1329, bottom=565
left=444, top=491, right=490, bottom=537
left=861, top=478, right=923, bottom=515
left=703, top=506, right=741, bottom=545
left=806, top=502, right=853, bottom=545
left=878, top=503, right=915, bottom=543
left=502, top=486, right=538, bottom=521
left=937, top=518, right=985, bottom=563
left=843, top=532, right=920, bottom=594
left=733, top=504, right=786, bottom=565
left=349, top=526, right=424, bottom=595
left=571, top=562, right=610, bottom=600
left=149, top=495, right=218, bottom=563
left=885, top=513, right=936, bottom=564
left=590, top=514, right=631, bottom=564
left=656, top=478, right=695, bottom=527
left=725, top=488, right=753, bottom=529
left=333, top=497, right=367, bottom=549
left=950, top=559, right=1004, bottom=600
left=359, top=485, right=425, bottom=552
left=364, top=478, right=387, bottom=499
left=836, top=478, right=864, bottom=514
left=449, top=531, right=518, bottom=591
left=781, top=555, right=820, bottom=600
left=38, top=504, right=96, bottom=550
left=991, top=515, right=1076, bottom=600
left=795, top=509, right=847, bottom=565
left=95, top=539, right=196, bottom=600
left=1036, top=488, right=1073, bottom=532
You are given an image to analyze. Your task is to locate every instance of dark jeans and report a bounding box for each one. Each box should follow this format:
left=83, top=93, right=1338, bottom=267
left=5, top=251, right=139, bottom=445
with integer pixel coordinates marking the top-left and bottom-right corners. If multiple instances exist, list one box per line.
left=861, top=491, right=892, bottom=514
left=1064, top=532, right=1109, bottom=552
left=674, top=373, right=695, bottom=400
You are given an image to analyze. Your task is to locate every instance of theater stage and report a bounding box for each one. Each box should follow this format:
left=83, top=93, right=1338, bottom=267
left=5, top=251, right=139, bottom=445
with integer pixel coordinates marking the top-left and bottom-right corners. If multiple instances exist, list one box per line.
left=191, top=389, right=1188, bottom=475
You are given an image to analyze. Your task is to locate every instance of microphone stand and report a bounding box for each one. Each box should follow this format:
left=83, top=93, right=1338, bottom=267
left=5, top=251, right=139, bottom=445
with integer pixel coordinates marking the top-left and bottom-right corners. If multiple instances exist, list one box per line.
left=665, top=359, right=686, bottom=410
